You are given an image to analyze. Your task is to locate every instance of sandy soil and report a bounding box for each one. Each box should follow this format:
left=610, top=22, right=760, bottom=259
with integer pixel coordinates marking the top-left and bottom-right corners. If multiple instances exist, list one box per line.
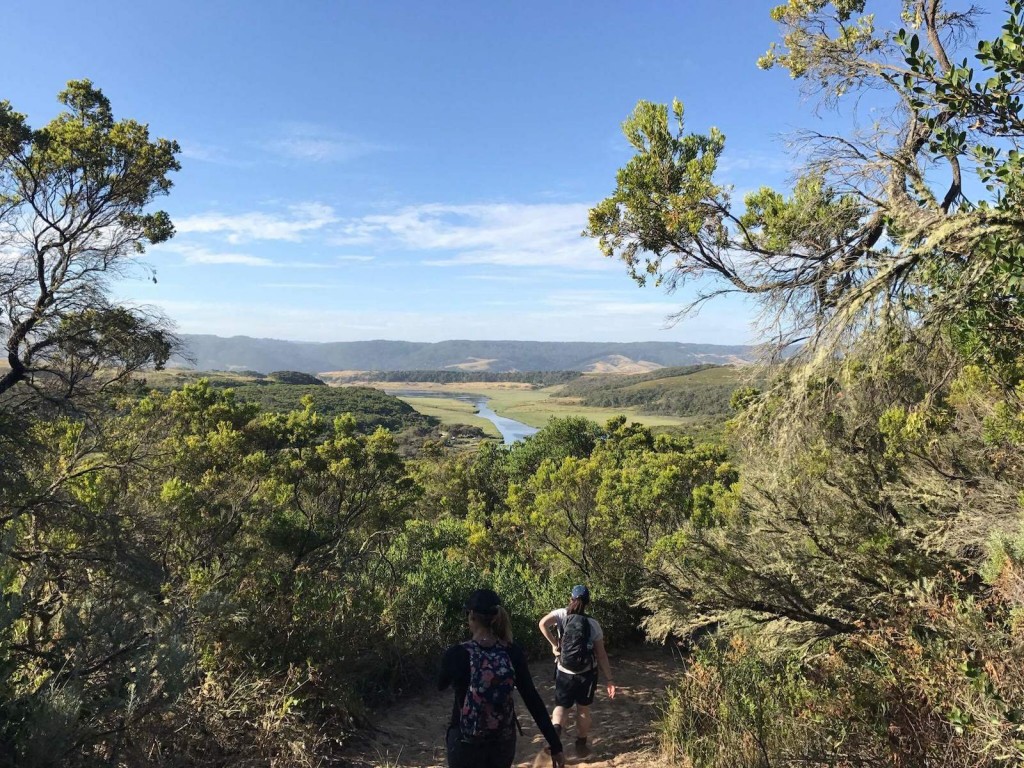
left=341, top=646, right=681, bottom=768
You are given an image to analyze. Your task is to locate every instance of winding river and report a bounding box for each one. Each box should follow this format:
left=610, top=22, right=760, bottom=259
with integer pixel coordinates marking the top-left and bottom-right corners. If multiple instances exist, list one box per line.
left=389, top=390, right=538, bottom=444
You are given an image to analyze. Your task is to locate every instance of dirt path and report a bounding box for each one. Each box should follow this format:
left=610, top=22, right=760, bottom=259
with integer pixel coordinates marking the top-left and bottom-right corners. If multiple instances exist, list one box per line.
left=342, top=645, right=681, bottom=768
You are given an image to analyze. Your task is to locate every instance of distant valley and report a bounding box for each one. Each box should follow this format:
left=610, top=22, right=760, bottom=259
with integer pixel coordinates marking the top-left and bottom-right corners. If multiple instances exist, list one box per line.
left=177, top=334, right=757, bottom=374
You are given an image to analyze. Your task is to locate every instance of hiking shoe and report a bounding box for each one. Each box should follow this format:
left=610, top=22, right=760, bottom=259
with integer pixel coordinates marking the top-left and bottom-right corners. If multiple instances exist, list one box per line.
left=574, top=737, right=590, bottom=758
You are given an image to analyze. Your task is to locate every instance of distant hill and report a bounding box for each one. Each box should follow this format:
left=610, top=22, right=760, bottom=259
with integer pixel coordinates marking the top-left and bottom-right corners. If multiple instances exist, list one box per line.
left=583, top=354, right=664, bottom=374
left=176, top=335, right=757, bottom=374
left=555, top=364, right=750, bottom=418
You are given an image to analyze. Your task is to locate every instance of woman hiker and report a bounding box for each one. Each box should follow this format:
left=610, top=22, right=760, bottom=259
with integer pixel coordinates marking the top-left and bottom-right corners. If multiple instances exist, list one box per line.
left=438, top=588, right=565, bottom=768
left=537, top=584, right=616, bottom=758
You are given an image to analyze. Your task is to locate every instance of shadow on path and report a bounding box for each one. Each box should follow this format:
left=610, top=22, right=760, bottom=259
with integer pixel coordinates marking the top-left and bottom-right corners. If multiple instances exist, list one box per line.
left=343, top=645, right=682, bottom=768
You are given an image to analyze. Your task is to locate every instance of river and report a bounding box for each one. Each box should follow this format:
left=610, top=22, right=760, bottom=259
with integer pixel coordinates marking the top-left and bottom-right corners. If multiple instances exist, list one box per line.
left=388, top=390, right=538, bottom=444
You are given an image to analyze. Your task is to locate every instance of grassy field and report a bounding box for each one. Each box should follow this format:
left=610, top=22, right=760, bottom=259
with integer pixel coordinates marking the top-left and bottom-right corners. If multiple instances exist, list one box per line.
left=481, top=386, right=704, bottom=428
left=379, top=382, right=712, bottom=432
left=618, top=365, right=742, bottom=392
left=136, top=371, right=731, bottom=439
left=397, top=395, right=501, bottom=438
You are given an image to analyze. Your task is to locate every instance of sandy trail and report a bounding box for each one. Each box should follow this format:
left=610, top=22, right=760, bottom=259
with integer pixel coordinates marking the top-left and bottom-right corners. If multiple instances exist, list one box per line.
left=342, top=646, right=681, bottom=768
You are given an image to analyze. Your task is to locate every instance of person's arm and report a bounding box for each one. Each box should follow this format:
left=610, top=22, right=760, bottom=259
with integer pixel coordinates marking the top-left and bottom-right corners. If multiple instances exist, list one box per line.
left=593, top=639, right=616, bottom=699
left=538, top=609, right=561, bottom=656
left=437, top=645, right=463, bottom=691
left=509, top=645, right=564, bottom=756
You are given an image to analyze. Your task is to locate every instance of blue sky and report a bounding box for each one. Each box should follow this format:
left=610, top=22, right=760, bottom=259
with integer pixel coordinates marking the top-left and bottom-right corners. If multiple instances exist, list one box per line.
left=6, top=1, right=851, bottom=343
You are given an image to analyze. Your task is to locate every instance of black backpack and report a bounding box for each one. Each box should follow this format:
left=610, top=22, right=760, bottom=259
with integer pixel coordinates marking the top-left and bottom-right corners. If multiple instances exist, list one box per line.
left=559, top=614, right=593, bottom=672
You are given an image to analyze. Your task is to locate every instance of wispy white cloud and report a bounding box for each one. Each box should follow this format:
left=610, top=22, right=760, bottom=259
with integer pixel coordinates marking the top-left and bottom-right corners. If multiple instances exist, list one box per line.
left=262, top=123, right=384, bottom=163
left=157, top=242, right=333, bottom=270
left=259, top=282, right=348, bottom=289
left=335, top=254, right=375, bottom=262
left=178, top=141, right=251, bottom=167
left=162, top=243, right=276, bottom=267
left=542, top=289, right=687, bottom=322
left=717, top=149, right=797, bottom=179
left=334, top=202, right=608, bottom=271
left=175, top=203, right=338, bottom=244
left=459, top=274, right=536, bottom=283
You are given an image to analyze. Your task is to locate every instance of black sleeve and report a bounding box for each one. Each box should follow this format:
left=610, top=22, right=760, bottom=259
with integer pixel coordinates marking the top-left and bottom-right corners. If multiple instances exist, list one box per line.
left=509, top=644, right=563, bottom=754
left=437, top=644, right=465, bottom=691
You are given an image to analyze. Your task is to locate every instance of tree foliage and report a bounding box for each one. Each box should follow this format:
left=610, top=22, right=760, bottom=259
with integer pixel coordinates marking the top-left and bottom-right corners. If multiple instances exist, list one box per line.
left=591, top=2, right=1024, bottom=765
left=0, top=81, right=179, bottom=403
left=588, top=0, right=1024, bottom=363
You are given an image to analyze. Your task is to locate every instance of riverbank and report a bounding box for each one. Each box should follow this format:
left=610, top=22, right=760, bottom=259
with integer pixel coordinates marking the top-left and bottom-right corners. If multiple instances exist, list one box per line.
left=338, top=381, right=705, bottom=436
left=388, top=390, right=538, bottom=443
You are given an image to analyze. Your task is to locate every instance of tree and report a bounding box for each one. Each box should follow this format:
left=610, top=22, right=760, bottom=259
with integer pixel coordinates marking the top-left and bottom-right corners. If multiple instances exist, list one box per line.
left=592, top=4, right=1024, bottom=764
left=587, top=0, right=1024, bottom=365
left=0, top=80, right=180, bottom=402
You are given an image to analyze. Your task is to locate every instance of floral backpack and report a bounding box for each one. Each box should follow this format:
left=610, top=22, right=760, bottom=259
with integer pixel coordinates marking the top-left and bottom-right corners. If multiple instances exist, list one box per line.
left=459, top=640, right=517, bottom=741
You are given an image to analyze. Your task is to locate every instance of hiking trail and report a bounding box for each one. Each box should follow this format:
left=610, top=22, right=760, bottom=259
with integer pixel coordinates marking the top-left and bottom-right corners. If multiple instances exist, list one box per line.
left=342, top=645, right=681, bottom=768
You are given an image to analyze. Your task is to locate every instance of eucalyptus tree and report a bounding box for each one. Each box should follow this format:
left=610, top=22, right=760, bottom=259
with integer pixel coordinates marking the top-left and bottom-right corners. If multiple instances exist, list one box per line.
left=592, top=5, right=1024, bottom=763
left=588, top=0, right=1024, bottom=365
left=0, top=80, right=180, bottom=404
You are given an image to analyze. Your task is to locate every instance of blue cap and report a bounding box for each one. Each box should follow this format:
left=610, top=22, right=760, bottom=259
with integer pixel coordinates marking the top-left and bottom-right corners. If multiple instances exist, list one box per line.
left=571, top=584, right=590, bottom=601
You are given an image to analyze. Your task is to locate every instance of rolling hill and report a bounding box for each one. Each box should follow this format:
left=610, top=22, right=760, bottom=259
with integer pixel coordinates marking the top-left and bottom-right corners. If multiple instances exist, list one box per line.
left=176, top=335, right=757, bottom=373
left=553, top=364, right=750, bottom=417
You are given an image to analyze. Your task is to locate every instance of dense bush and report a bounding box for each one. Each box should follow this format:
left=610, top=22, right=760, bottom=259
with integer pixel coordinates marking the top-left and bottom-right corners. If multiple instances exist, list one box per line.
left=587, top=1, right=1024, bottom=765
left=265, top=370, right=326, bottom=386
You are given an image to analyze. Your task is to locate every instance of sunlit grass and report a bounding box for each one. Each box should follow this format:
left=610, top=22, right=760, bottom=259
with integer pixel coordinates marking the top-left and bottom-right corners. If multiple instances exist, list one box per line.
left=396, top=395, right=501, bottom=438
left=387, top=383, right=706, bottom=431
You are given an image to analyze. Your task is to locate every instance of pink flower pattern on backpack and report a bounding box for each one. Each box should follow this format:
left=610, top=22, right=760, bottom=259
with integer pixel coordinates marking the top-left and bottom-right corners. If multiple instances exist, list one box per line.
left=459, top=641, right=516, bottom=740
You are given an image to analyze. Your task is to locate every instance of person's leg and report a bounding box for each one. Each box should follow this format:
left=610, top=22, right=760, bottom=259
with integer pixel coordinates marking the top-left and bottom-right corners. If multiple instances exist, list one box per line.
left=573, top=704, right=592, bottom=758
left=573, top=670, right=599, bottom=756
left=446, top=726, right=467, bottom=768
left=552, top=670, right=574, bottom=733
left=487, top=735, right=517, bottom=768
left=576, top=705, right=592, bottom=738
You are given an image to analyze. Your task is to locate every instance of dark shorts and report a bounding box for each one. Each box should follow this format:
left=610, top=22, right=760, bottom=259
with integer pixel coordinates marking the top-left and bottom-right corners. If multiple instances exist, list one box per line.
left=446, top=726, right=517, bottom=768
left=554, top=667, right=598, bottom=708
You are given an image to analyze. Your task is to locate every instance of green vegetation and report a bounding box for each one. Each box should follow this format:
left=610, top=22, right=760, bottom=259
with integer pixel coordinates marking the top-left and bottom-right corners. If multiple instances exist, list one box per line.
left=265, top=370, right=326, bottom=386
left=330, top=369, right=583, bottom=386
left=5, top=3, right=1024, bottom=766
left=388, top=382, right=726, bottom=438
left=231, top=384, right=432, bottom=434
left=398, top=395, right=501, bottom=438
left=584, top=1, right=1024, bottom=765
left=143, top=370, right=437, bottom=435
left=484, top=385, right=719, bottom=431
left=0, top=79, right=179, bottom=401
left=553, top=364, right=745, bottom=417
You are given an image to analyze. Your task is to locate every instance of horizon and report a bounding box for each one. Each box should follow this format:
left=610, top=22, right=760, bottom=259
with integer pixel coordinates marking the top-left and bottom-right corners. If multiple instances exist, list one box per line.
left=180, top=333, right=757, bottom=347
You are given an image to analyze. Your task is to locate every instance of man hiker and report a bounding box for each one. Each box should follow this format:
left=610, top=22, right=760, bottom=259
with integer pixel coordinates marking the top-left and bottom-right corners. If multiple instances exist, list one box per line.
left=537, top=584, right=615, bottom=758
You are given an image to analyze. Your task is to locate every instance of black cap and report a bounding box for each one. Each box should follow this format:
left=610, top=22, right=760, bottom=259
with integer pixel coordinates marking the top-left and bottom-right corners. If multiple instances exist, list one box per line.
left=464, top=588, right=502, bottom=615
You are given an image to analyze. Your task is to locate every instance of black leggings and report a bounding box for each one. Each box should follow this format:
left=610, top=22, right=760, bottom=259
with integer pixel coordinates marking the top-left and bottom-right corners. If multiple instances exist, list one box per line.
left=445, top=726, right=517, bottom=768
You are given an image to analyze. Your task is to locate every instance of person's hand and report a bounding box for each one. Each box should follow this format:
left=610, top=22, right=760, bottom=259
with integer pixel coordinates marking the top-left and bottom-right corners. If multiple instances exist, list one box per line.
left=606, top=681, right=616, bottom=699
left=550, top=644, right=560, bottom=657
left=550, top=749, right=565, bottom=767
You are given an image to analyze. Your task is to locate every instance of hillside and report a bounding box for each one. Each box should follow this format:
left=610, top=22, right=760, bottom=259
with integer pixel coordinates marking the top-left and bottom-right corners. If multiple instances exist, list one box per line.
left=176, top=335, right=756, bottom=373
left=142, top=370, right=439, bottom=435
left=554, top=364, right=747, bottom=417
